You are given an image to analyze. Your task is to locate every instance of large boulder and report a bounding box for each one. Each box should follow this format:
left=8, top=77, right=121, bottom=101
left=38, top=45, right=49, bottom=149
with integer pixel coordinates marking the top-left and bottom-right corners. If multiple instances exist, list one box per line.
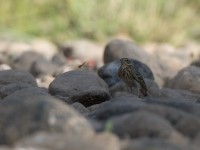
left=0, top=70, right=37, bottom=86
left=0, top=88, right=93, bottom=145
left=109, top=111, right=187, bottom=143
left=165, top=66, right=200, bottom=94
left=17, top=132, right=120, bottom=150
left=98, top=59, right=154, bottom=87
left=49, top=70, right=110, bottom=106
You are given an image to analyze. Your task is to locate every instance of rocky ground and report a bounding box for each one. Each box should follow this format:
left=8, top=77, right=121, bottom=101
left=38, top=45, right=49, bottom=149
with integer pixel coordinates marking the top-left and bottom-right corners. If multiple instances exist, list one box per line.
left=0, top=38, right=200, bottom=150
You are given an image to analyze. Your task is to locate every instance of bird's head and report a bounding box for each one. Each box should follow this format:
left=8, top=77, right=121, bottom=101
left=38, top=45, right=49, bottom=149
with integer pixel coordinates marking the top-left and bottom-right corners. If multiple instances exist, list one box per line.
left=120, top=58, right=132, bottom=66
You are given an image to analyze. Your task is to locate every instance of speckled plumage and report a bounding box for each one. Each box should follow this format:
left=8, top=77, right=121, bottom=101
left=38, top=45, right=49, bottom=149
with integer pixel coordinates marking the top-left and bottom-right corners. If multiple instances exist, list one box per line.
left=118, top=58, right=148, bottom=97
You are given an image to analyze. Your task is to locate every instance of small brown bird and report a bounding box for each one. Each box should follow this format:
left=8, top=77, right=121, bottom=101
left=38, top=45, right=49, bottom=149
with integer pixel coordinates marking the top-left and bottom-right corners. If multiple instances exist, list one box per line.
left=118, top=58, right=148, bottom=97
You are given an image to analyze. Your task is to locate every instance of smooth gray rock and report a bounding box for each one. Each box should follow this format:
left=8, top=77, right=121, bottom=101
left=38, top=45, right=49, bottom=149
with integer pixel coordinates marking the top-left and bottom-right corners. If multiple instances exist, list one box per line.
left=109, top=111, right=186, bottom=142
left=0, top=88, right=93, bottom=145
left=12, top=51, right=45, bottom=71
left=49, top=70, right=110, bottom=107
left=165, top=66, right=200, bottom=94
left=0, top=83, right=34, bottom=98
left=0, top=70, right=37, bottom=86
left=71, top=102, right=90, bottom=116
left=98, top=59, right=154, bottom=87
left=30, top=59, right=59, bottom=77
left=122, top=138, right=196, bottom=150
left=88, top=97, right=144, bottom=120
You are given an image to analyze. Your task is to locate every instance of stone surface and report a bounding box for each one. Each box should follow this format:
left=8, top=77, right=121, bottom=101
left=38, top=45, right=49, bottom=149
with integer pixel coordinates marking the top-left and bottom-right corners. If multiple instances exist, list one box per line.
left=5, top=41, right=32, bottom=59
left=71, top=102, right=90, bottom=116
left=145, top=97, right=200, bottom=117
left=110, top=111, right=187, bottom=143
left=49, top=70, right=110, bottom=106
left=126, top=104, right=200, bottom=138
left=103, top=39, right=149, bottom=64
left=30, top=59, right=59, bottom=77
left=165, top=66, right=200, bottom=94
left=98, top=59, right=154, bottom=87
left=0, top=64, right=11, bottom=71
left=122, top=138, right=196, bottom=150
left=52, top=53, right=67, bottom=66
left=36, top=75, right=55, bottom=88
left=109, top=78, right=159, bottom=97
left=0, top=70, right=37, bottom=86
left=157, top=88, right=200, bottom=102
left=17, top=132, right=120, bottom=150
left=103, top=39, right=163, bottom=86
left=31, top=39, right=58, bottom=60
left=12, top=51, right=45, bottom=72
left=0, top=83, right=34, bottom=98
left=89, top=98, right=145, bottom=120
left=0, top=88, right=93, bottom=145
left=191, top=59, right=200, bottom=68
left=60, top=39, right=103, bottom=66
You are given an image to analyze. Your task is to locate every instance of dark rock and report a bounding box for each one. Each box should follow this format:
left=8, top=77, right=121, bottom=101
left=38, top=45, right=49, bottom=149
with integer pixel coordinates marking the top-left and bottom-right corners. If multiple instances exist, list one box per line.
left=1, top=87, right=49, bottom=100
left=49, top=70, right=110, bottom=107
left=122, top=138, right=195, bottom=150
left=109, top=79, right=159, bottom=97
left=158, top=88, right=200, bottom=102
left=98, top=59, right=154, bottom=87
left=131, top=104, right=200, bottom=137
left=0, top=83, right=34, bottom=98
left=190, top=59, right=200, bottom=68
left=12, top=51, right=45, bottom=71
left=0, top=70, right=37, bottom=86
left=52, top=53, right=67, bottom=66
left=17, top=132, right=120, bottom=150
left=165, top=66, right=200, bottom=94
left=71, top=102, right=90, bottom=116
left=0, top=88, right=93, bottom=145
left=88, top=97, right=145, bottom=120
left=30, top=59, right=59, bottom=77
left=110, top=111, right=186, bottom=142
left=144, top=97, right=200, bottom=118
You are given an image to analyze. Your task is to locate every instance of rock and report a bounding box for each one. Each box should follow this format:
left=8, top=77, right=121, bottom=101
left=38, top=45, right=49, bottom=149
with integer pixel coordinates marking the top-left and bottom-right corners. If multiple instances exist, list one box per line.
left=88, top=97, right=145, bottom=120
left=60, top=40, right=103, bottom=66
left=130, top=104, right=200, bottom=137
left=0, top=83, right=34, bottom=98
left=103, top=39, right=163, bottom=86
left=158, top=88, right=200, bottom=102
left=30, top=59, right=59, bottom=77
left=0, top=64, right=11, bottom=71
left=17, top=132, right=120, bottom=150
left=165, top=66, right=200, bottom=94
left=122, top=138, right=196, bottom=150
left=109, top=111, right=187, bottom=143
left=71, top=102, right=90, bottom=116
left=103, top=39, right=149, bottom=64
left=0, top=39, right=12, bottom=53
left=98, top=59, right=154, bottom=87
left=0, top=88, right=93, bottom=145
left=36, top=75, right=55, bottom=88
left=49, top=70, right=110, bottom=107
left=0, top=70, right=37, bottom=86
left=144, top=97, right=200, bottom=118
left=12, top=51, right=45, bottom=71
left=191, top=59, right=200, bottom=68
left=5, top=41, right=32, bottom=59
left=31, top=39, right=58, bottom=60
left=109, top=79, right=159, bottom=97
left=52, top=53, right=67, bottom=66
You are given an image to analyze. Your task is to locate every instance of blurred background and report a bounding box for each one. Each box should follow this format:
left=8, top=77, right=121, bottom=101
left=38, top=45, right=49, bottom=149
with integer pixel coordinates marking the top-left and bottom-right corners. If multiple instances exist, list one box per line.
left=1, top=0, right=200, bottom=45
